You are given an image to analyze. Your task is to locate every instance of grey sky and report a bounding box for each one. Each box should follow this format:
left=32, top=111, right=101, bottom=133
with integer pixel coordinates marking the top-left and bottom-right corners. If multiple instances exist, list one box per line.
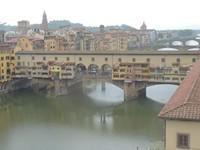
left=1, top=0, right=200, bottom=29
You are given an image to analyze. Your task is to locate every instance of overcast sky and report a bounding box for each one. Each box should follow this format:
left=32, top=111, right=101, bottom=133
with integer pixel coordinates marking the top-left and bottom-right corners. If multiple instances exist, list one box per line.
left=1, top=0, right=200, bottom=30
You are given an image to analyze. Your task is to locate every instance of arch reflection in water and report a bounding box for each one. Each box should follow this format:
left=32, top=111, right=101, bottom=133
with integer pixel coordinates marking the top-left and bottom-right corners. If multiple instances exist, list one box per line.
left=85, top=81, right=124, bottom=105
left=93, top=113, right=113, bottom=130
left=146, top=84, right=178, bottom=104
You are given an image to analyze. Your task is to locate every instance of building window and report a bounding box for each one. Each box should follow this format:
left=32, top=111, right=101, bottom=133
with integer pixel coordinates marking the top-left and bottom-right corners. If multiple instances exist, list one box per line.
left=7, top=62, right=10, bottom=67
left=17, top=56, right=20, bottom=60
left=55, top=57, right=58, bottom=61
left=43, top=57, right=46, bottom=61
left=67, top=57, right=70, bottom=61
left=161, top=58, right=165, bottom=63
left=177, top=133, right=190, bottom=149
left=132, top=58, right=136, bottom=62
left=177, top=58, right=180, bottom=63
left=105, top=57, right=108, bottom=61
left=91, top=57, right=95, bottom=62
left=146, top=58, right=150, bottom=63
left=17, top=62, right=21, bottom=66
left=118, top=58, right=122, bottom=62
left=32, top=56, right=35, bottom=60
left=7, top=69, right=10, bottom=74
left=1, top=57, right=4, bottom=61
left=192, top=58, right=196, bottom=63
left=79, top=57, right=82, bottom=61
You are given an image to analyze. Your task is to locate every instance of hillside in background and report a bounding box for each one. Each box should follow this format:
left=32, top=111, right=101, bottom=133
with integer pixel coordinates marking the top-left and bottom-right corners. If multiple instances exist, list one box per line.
left=48, top=20, right=83, bottom=29
left=0, top=23, right=16, bottom=31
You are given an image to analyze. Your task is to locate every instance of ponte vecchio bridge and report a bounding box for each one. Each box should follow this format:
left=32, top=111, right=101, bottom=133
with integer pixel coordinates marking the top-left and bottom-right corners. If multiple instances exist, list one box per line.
left=11, top=50, right=200, bottom=100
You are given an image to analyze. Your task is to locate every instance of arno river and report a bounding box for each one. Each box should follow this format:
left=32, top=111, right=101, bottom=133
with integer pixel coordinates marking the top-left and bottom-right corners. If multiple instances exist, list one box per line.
left=0, top=81, right=178, bottom=150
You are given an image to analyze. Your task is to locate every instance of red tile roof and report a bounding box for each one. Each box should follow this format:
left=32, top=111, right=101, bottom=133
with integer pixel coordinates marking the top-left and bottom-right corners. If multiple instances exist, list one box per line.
left=159, top=61, right=200, bottom=121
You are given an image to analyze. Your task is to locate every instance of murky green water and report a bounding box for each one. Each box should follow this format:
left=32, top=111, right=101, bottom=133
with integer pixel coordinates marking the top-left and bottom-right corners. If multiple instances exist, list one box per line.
left=0, top=82, right=168, bottom=150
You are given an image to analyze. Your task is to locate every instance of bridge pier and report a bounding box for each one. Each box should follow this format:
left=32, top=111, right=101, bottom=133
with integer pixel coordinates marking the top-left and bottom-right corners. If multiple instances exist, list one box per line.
left=123, top=81, right=147, bottom=101
left=49, top=79, right=69, bottom=96
left=30, top=78, right=83, bottom=97
left=123, top=81, right=138, bottom=101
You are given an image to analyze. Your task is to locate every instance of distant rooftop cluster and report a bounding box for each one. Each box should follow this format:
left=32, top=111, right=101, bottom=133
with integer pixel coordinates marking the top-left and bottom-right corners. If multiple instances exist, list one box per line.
left=0, top=11, right=200, bottom=53
left=0, top=11, right=158, bottom=52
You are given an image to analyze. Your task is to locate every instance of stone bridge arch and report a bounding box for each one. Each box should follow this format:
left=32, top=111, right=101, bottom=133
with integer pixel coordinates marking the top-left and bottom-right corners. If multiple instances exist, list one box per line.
left=101, top=64, right=112, bottom=75
left=88, top=64, right=99, bottom=73
left=76, top=63, right=87, bottom=72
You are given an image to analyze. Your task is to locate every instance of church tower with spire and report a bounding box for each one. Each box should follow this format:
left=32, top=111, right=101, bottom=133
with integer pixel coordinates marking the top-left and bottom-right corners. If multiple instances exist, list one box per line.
left=140, top=22, right=147, bottom=30
left=42, top=11, right=48, bottom=32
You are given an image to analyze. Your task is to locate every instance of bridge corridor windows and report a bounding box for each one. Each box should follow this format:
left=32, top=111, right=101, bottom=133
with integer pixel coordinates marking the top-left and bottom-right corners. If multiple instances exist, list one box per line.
left=79, top=57, right=82, bottom=61
left=118, top=58, right=122, bottom=62
left=91, top=57, right=95, bottom=62
left=66, top=57, right=70, bottom=61
left=161, top=58, right=165, bottom=63
left=55, top=57, right=58, bottom=61
left=192, top=58, right=196, bottom=63
left=105, top=57, right=108, bottom=62
left=146, top=58, right=150, bottom=63
left=43, top=57, right=46, bottom=61
left=32, top=56, right=35, bottom=60
left=132, top=58, right=136, bottom=62
left=176, top=58, right=180, bottom=63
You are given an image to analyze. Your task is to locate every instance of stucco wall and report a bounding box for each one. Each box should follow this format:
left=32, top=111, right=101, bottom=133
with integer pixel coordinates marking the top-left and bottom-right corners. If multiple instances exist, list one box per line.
left=166, top=120, right=200, bottom=150
left=15, top=52, right=198, bottom=70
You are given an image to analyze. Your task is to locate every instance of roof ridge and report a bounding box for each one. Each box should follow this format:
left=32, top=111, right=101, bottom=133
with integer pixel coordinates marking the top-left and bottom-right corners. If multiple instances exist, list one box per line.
left=159, top=102, right=187, bottom=117
left=184, top=73, right=200, bottom=104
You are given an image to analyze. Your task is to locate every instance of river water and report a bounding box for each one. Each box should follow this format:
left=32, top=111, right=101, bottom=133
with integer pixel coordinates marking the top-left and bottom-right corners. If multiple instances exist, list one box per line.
left=0, top=81, right=178, bottom=150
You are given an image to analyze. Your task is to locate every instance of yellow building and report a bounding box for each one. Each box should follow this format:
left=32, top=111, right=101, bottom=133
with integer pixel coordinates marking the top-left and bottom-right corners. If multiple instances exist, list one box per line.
left=14, top=37, right=33, bottom=51
left=14, top=59, right=76, bottom=80
left=149, top=65, right=189, bottom=83
left=0, top=45, right=15, bottom=83
left=94, top=30, right=129, bottom=51
left=49, top=62, right=75, bottom=79
left=112, top=62, right=150, bottom=81
left=44, top=36, right=64, bottom=51
left=159, top=61, right=200, bottom=150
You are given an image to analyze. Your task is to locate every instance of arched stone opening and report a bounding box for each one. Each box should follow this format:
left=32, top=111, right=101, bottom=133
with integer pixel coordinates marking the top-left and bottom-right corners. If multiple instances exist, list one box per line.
left=76, top=63, right=87, bottom=72
left=88, top=64, right=99, bottom=74
left=101, top=64, right=112, bottom=75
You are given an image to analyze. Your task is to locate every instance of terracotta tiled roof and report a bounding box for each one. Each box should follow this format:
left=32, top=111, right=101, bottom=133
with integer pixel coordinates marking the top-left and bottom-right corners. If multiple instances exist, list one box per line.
left=159, top=61, right=200, bottom=121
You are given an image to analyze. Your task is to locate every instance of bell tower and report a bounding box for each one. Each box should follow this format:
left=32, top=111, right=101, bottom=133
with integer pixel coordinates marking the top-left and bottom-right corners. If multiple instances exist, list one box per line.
left=42, top=11, right=48, bottom=32
left=140, top=22, right=147, bottom=30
